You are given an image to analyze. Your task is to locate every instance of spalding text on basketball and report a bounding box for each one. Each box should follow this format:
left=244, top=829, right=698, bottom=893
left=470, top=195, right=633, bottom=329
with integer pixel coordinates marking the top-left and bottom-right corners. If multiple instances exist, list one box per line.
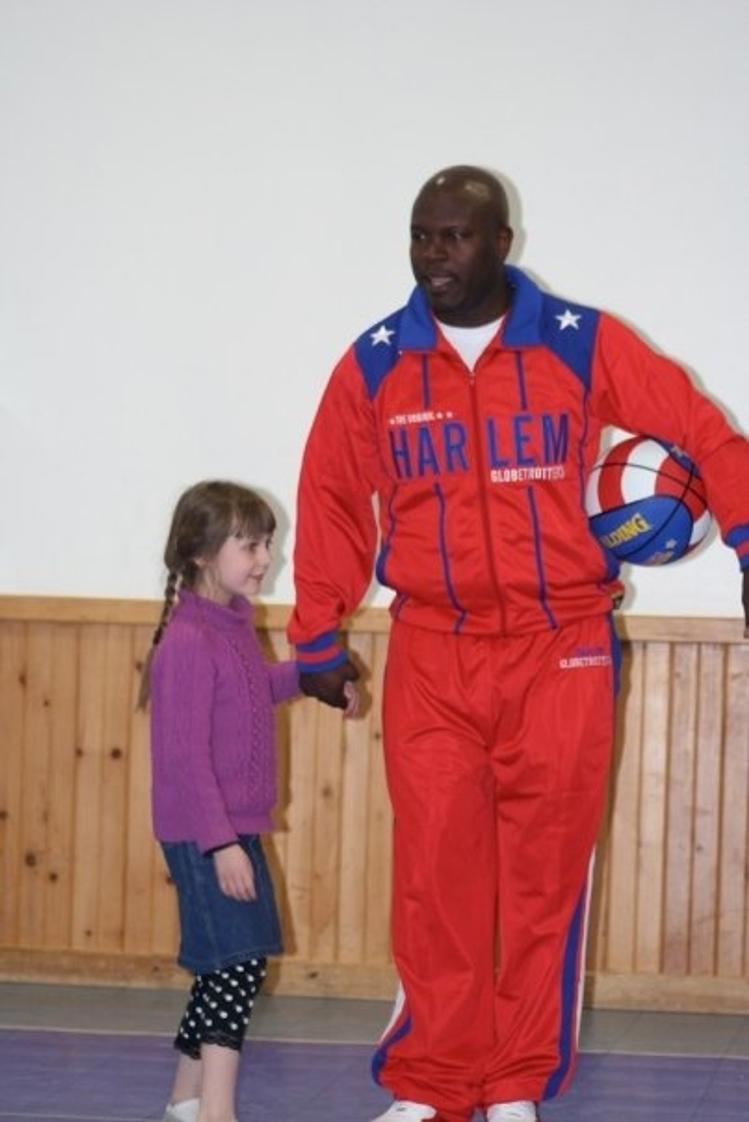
left=599, top=512, right=653, bottom=549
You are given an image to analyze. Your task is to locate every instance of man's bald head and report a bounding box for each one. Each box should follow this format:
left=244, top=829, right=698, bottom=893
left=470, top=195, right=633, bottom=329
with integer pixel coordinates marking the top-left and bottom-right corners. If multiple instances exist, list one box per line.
left=413, top=165, right=511, bottom=233
left=409, top=164, right=513, bottom=326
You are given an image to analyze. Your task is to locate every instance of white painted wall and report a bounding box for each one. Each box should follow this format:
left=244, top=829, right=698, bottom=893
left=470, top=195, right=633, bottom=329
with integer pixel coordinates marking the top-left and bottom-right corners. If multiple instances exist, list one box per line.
left=2, top=0, right=747, bottom=615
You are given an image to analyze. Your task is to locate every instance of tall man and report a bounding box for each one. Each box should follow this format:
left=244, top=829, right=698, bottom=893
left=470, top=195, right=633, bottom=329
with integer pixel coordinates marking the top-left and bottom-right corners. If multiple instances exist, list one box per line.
left=289, top=166, right=749, bottom=1122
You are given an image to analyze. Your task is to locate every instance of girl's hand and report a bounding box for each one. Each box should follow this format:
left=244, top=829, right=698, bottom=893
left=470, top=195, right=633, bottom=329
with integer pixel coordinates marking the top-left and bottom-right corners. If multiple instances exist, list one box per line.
left=342, top=680, right=360, bottom=719
left=213, top=844, right=257, bottom=901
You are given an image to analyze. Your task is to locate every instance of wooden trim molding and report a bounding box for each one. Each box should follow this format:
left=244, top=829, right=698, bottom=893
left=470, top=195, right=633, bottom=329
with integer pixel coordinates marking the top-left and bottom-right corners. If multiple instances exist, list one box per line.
left=1, top=949, right=746, bottom=1012
left=0, top=595, right=745, bottom=643
left=0, top=948, right=398, bottom=998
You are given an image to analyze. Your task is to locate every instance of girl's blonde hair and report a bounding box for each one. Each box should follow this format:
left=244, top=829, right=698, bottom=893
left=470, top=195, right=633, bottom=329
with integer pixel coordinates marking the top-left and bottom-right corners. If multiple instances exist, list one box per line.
left=137, top=480, right=276, bottom=709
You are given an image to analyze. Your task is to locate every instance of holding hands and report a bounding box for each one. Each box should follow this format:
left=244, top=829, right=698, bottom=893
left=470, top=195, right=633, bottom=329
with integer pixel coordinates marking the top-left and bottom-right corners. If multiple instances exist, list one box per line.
left=300, top=657, right=361, bottom=717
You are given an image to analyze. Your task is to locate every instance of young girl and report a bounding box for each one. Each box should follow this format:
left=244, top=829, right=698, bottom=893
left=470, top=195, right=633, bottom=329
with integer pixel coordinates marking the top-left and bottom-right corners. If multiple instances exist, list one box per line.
left=140, top=480, right=356, bottom=1122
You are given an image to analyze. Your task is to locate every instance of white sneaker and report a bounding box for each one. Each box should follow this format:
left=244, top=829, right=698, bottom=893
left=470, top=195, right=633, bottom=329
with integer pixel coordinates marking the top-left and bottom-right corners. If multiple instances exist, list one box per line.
left=162, top=1099, right=200, bottom=1122
left=486, top=1102, right=537, bottom=1122
left=370, top=1102, right=437, bottom=1121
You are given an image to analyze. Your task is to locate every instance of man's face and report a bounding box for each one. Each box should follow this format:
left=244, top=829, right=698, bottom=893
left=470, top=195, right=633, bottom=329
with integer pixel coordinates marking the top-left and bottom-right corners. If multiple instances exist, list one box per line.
left=410, top=187, right=512, bottom=326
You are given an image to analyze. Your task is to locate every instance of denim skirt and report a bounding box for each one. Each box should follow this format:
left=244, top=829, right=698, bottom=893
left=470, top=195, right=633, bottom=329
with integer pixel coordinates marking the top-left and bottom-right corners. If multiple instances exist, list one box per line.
left=161, top=834, right=283, bottom=974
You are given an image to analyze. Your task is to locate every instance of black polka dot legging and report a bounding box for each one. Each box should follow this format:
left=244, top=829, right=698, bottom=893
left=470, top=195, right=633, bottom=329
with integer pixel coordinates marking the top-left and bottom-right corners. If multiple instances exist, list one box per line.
left=174, top=957, right=267, bottom=1058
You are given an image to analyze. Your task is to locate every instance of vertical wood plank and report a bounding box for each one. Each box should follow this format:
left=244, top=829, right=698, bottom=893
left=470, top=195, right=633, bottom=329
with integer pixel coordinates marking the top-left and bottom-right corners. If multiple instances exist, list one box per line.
left=662, top=643, right=698, bottom=974
left=71, top=626, right=107, bottom=950
left=0, top=622, right=27, bottom=945
left=718, top=643, right=749, bottom=976
left=43, top=626, right=79, bottom=947
left=18, top=626, right=53, bottom=946
left=96, top=626, right=133, bottom=950
left=689, top=644, right=724, bottom=974
left=635, top=642, right=671, bottom=973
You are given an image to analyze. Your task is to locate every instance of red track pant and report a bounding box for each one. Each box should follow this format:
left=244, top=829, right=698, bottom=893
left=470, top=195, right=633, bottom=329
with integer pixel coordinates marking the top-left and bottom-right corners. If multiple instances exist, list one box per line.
left=373, top=615, right=619, bottom=1120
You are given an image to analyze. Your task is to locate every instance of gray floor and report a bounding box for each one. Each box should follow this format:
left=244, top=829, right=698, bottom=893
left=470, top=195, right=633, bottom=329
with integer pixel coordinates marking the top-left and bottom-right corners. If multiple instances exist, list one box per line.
left=0, top=982, right=747, bottom=1057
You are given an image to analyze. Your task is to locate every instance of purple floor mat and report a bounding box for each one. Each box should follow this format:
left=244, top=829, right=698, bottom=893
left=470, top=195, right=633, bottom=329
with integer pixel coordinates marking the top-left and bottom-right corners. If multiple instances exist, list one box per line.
left=0, top=1029, right=746, bottom=1122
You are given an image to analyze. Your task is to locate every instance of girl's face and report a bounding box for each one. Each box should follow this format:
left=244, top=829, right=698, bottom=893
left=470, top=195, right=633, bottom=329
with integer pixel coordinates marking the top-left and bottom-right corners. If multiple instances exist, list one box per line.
left=195, top=529, right=273, bottom=604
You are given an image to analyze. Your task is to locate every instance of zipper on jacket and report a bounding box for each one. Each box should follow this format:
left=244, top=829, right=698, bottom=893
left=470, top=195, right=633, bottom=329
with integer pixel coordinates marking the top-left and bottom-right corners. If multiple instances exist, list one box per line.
left=467, top=367, right=507, bottom=635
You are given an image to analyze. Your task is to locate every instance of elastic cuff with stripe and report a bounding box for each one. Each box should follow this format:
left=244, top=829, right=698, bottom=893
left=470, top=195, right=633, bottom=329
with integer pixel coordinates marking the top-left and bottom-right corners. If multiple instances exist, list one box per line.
left=295, top=630, right=348, bottom=674
left=724, top=525, right=749, bottom=570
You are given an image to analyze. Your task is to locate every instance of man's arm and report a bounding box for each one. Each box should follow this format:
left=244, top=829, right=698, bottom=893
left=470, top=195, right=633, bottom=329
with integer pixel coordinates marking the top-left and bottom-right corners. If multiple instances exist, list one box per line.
left=592, top=314, right=749, bottom=627
left=289, top=350, right=385, bottom=703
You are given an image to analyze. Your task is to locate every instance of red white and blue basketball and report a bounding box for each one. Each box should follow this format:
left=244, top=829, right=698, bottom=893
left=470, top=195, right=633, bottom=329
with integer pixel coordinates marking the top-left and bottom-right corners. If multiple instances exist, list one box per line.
left=585, top=436, right=712, bottom=565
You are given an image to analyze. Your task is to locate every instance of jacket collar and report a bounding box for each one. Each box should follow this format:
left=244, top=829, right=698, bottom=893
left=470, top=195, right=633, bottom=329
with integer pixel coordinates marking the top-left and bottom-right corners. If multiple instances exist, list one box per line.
left=399, top=264, right=543, bottom=351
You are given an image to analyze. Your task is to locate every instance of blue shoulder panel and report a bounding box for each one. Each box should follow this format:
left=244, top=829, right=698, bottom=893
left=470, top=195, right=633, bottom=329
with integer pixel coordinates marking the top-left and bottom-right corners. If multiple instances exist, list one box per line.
left=502, top=267, right=600, bottom=392
left=353, top=287, right=438, bottom=400
left=539, top=292, right=600, bottom=393
left=354, top=307, right=405, bottom=400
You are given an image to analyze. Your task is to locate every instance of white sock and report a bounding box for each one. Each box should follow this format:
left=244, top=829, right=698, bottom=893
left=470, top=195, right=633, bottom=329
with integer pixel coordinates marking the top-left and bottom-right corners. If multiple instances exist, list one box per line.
left=487, top=1102, right=537, bottom=1122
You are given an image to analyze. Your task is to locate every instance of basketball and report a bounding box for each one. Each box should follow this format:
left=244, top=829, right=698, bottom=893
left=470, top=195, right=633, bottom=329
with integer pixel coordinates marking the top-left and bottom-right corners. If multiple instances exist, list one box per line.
left=585, top=436, right=712, bottom=565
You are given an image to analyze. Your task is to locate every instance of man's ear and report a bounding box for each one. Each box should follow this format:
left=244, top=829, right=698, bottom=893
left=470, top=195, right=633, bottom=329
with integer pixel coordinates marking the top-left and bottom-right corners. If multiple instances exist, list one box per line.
left=497, top=225, right=514, bottom=260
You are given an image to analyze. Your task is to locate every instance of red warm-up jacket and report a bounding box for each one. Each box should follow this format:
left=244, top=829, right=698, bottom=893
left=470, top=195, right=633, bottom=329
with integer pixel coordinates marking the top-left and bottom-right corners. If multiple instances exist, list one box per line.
left=289, top=267, right=749, bottom=670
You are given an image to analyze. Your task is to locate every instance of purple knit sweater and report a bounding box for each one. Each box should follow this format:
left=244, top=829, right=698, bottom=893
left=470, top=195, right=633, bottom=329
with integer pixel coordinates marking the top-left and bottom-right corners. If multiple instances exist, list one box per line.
left=150, top=588, right=299, bottom=853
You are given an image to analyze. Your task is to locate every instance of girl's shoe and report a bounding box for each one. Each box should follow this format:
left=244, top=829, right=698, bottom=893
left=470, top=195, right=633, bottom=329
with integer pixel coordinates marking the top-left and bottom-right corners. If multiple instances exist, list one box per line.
left=370, top=1103, right=437, bottom=1121
left=162, top=1099, right=200, bottom=1122
left=486, top=1103, right=538, bottom=1122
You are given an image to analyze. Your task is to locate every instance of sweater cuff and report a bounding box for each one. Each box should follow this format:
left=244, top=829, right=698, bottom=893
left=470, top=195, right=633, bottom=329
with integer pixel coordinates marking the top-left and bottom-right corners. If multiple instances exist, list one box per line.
left=269, top=659, right=302, bottom=703
left=205, top=841, right=240, bottom=856
left=724, top=524, right=749, bottom=570
left=197, top=828, right=238, bottom=856
left=295, top=630, right=348, bottom=674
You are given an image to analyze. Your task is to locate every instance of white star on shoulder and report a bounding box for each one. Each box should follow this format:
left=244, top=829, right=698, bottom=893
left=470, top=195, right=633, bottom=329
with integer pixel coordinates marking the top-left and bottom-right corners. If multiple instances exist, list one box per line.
left=555, top=309, right=581, bottom=331
left=665, top=539, right=678, bottom=549
left=371, top=324, right=395, bottom=346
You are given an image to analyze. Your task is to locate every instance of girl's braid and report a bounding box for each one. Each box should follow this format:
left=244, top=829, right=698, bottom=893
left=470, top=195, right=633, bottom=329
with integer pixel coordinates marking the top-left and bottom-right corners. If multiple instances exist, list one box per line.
left=153, top=569, right=179, bottom=646
left=136, top=569, right=180, bottom=710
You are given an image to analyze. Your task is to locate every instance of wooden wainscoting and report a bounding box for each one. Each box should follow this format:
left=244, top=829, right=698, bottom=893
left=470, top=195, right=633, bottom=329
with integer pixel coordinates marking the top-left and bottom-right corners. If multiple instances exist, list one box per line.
left=0, top=597, right=747, bottom=1012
